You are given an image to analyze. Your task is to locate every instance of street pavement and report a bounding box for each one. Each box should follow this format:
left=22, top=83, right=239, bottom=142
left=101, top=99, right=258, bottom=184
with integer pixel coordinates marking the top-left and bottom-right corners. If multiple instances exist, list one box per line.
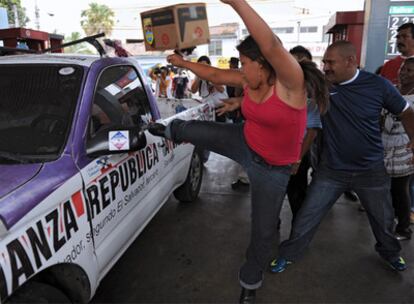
left=92, top=153, right=414, bottom=303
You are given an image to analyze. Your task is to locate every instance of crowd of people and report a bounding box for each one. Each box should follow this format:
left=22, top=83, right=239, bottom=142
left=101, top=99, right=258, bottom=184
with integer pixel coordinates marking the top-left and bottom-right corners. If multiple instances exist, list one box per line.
left=145, top=1, right=414, bottom=303
left=148, top=55, right=236, bottom=102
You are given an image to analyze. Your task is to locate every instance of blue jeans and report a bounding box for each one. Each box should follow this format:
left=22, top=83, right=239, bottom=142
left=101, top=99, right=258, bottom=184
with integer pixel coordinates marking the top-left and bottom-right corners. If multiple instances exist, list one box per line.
left=278, top=164, right=401, bottom=262
left=168, top=119, right=291, bottom=289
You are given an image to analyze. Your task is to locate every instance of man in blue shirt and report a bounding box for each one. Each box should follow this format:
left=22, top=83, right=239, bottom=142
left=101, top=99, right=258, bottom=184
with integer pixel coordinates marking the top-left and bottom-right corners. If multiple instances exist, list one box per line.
left=270, top=40, right=414, bottom=272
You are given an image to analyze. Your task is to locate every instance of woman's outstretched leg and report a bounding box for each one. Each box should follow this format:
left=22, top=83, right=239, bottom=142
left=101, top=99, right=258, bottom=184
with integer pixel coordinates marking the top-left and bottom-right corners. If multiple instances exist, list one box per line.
left=150, top=119, right=249, bottom=165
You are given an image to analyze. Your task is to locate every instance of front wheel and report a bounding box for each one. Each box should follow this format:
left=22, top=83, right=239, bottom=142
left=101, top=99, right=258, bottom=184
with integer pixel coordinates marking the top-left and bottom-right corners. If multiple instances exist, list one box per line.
left=173, top=151, right=203, bottom=202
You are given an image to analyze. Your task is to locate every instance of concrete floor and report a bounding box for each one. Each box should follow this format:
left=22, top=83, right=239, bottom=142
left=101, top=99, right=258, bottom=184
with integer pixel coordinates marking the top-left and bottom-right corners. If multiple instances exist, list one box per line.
left=92, top=153, right=414, bottom=303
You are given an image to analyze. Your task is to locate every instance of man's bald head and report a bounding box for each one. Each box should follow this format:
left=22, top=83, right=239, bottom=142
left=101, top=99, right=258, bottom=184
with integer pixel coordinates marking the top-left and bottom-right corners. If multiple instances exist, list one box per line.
left=323, top=40, right=358, bottom=84
left=327, top=40, right=357, bottom=58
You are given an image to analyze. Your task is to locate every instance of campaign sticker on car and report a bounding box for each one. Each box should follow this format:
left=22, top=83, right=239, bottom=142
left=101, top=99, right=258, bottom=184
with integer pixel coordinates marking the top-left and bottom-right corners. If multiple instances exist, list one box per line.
left=109, top=131, right=129, bottom=151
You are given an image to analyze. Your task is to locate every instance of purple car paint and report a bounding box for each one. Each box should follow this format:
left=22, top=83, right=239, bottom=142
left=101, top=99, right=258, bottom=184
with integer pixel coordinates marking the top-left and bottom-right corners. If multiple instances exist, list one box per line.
left=0, top=164, right=42, bottom=199
left=0, top=154, right=78, bottom=228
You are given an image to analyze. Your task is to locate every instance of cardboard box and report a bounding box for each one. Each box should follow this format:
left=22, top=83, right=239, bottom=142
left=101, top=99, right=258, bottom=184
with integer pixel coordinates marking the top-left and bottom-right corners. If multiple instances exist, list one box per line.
left=141, top=3, right=210, bottom=51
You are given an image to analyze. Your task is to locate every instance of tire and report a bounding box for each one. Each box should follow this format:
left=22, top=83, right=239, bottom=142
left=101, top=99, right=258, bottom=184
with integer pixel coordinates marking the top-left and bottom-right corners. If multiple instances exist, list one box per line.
left=201, top=150, right=210, bottom=163
left=7, top=281, right=70, bottom=303
left=174, top=150, right=203, bottom=202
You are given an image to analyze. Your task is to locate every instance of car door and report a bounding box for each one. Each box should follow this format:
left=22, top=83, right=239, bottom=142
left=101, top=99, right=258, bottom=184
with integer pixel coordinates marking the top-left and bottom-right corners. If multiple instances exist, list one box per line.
left=79, top=64, right=174, bottom=276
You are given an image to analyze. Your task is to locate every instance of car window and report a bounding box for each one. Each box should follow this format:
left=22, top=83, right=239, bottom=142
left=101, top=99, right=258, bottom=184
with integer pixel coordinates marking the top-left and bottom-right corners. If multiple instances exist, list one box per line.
left=89, top=65, right=152, bottom=137
left=0, top=64, right=82, bottom=163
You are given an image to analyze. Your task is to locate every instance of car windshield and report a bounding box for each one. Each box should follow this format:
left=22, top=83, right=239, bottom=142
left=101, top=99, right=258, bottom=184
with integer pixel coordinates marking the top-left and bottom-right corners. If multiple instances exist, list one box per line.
left=0, top=64, right=83, bottom=163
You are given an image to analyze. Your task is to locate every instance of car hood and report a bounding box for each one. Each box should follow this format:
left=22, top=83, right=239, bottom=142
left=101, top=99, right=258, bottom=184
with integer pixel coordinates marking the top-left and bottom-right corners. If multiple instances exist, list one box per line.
left=0, top=164, right=42, bottom=199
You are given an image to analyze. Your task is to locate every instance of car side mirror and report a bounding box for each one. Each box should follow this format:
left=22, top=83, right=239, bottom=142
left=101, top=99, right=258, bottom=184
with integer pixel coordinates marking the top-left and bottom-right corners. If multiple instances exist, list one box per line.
left=86, top=126, right=147, bottom=158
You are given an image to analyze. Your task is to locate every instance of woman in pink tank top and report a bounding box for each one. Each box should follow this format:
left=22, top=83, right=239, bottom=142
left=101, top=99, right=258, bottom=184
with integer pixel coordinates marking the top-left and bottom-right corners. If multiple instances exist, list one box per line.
left=148, top=1, right=329, bottom=302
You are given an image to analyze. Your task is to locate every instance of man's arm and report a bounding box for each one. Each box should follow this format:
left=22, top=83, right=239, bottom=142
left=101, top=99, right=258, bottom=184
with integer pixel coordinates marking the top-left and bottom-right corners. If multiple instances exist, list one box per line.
left=191, top=77, right=201, bottom=94
left=216, top=97, right=243, bottom=116
left=300, top=129, right=319, bottom=158
left=213, top=84, right=225, bottom=93
left=399, top=107, right=414, bottom=160
left=291, top=128, right=319, bottom=175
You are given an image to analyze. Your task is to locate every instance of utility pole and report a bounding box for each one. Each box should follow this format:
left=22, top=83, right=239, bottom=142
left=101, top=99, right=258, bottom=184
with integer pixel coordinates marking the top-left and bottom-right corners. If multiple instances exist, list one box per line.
left=12, top=4, right=19, bottom=27
left=35, top=0, right=40, bottom=30
left=295, top=7, right=309, bottom=43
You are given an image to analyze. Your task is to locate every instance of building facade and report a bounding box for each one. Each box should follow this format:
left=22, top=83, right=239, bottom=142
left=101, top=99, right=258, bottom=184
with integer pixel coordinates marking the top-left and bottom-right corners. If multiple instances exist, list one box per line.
left=194, top=19, right=330, bottom=68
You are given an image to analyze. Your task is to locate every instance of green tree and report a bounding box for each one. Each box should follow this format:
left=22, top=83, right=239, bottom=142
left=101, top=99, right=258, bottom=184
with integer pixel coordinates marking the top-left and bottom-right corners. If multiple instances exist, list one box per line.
left=0, top=0, right=28, bottom=27
left=64, top=31, right=94, bottom=54
left=81, top=3, right=115, bottom=37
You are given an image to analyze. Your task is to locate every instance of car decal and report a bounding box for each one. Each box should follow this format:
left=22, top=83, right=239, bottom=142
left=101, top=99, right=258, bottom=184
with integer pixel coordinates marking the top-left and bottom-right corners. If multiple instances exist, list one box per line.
left=0, top=188, right=88, bottom=297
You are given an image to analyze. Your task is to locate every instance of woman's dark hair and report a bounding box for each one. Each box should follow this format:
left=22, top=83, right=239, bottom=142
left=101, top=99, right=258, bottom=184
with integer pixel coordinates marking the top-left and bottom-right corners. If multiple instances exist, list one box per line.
left=237, top=35, right=329, bottom=114
left=236, top=35, right=275, bottom=84
left=299, top=60, right=329, bottom=114
left=289, top=45, right=312, bottom=61
left=197, top=55, right=211, bottom=65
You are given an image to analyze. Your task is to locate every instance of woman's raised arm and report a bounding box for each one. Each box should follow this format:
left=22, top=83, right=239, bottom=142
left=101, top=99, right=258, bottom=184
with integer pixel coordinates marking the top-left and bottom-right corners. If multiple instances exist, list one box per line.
left=221, top=0, right=304, bottom=93
left=167, top=54, right=245, bottom=88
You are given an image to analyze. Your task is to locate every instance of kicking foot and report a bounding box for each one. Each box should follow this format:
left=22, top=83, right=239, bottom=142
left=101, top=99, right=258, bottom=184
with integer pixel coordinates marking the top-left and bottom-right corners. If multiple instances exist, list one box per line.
left=148, top=123, right=167, bottom=137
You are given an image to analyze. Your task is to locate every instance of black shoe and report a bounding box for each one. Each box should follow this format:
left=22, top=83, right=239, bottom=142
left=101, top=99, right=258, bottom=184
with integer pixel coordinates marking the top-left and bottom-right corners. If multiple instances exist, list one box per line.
left=147, top=123, right=166, bottom=137
left=395, top=228, right=412, bottom=241
left=344, top=191, right=358, bottom=202
left=231, top=179, right=250, bottom=190
left=239, top=288, right=256, bottom=304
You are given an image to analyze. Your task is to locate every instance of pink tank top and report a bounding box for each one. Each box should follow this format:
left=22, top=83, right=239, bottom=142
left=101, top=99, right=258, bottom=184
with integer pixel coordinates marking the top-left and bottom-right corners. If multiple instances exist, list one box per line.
left=241, top=87, right=306, bottom=166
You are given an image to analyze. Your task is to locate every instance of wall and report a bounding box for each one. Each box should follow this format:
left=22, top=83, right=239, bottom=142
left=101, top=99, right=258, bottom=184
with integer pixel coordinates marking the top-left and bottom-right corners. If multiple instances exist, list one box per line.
left=361, top=0, right=414, bottom=72
left=195, top=37, right=239, bottom=67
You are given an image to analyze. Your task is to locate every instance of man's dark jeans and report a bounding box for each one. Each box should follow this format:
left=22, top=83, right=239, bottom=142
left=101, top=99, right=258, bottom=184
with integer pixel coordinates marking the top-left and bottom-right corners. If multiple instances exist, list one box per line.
left=279, top=164, right=401, bottom=262
left=168, top=119, right=291, bottom=289
left=286, top=152, right=311, bottom=223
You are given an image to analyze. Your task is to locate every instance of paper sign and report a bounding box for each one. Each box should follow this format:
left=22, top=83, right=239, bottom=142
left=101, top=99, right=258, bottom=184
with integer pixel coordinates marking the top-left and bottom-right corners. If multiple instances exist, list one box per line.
left=109, top=131, right=130, bottom=151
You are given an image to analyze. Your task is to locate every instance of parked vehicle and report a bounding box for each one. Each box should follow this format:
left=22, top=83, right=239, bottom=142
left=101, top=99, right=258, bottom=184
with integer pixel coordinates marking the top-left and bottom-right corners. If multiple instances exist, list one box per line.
left=0, top=36, right=214, bottom=302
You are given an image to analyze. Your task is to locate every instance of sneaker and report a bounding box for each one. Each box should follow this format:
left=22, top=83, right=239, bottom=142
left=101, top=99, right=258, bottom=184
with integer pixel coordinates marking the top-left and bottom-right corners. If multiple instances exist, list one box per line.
left=387, top=257, right=407, bottom=271
left=269, top=258, right=292, bottom=273
left=395, top=233, right=411, bottom=241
